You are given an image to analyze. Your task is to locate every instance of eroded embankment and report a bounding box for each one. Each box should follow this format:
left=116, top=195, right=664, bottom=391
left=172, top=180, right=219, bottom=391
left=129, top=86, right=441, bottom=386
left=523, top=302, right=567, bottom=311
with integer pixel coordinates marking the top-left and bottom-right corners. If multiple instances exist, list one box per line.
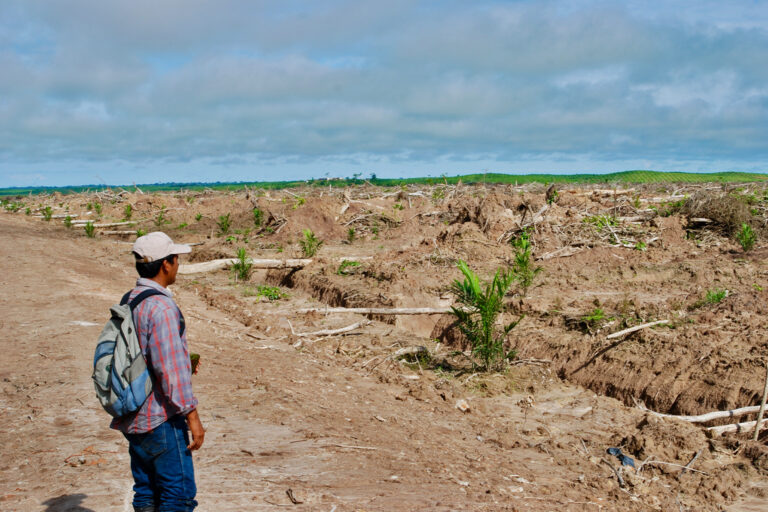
left=265, top=259, right=768, bottom=419
left=508, top=297, right=768, bottom=417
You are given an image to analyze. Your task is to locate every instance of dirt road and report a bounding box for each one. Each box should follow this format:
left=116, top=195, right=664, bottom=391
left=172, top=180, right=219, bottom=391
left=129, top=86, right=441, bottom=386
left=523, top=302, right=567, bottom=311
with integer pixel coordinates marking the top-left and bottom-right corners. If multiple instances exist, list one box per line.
left=0, top=210, right=765, bottom=511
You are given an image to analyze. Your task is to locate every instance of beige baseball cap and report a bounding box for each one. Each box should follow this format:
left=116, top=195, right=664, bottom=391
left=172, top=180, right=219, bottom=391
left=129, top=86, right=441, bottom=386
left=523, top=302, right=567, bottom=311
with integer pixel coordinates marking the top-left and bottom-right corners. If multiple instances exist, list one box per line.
left=132, top=232, right=191, bottom=263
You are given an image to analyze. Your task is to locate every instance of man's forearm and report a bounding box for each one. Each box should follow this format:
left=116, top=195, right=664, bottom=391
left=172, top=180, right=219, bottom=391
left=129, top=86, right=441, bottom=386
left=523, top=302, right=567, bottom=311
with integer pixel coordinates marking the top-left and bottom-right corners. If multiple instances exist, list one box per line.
left=186, top=408, right=205, bottom=451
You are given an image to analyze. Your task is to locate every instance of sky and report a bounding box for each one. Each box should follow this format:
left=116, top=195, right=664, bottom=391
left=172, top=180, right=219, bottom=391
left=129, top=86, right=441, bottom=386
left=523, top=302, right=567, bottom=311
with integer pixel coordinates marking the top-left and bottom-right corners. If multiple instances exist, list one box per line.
left=1, top=0, right=767, bottom=187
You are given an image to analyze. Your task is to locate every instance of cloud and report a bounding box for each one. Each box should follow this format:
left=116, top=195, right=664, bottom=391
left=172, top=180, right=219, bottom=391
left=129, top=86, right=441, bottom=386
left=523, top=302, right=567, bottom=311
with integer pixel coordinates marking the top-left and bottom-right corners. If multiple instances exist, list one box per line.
left=0, top=0, right=767, bottom=186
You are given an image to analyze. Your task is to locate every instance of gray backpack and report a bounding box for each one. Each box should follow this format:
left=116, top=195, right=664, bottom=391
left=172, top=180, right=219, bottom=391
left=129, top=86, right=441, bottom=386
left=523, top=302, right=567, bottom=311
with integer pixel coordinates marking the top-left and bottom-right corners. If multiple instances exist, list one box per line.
left=92, top=290, right=163, bottom=418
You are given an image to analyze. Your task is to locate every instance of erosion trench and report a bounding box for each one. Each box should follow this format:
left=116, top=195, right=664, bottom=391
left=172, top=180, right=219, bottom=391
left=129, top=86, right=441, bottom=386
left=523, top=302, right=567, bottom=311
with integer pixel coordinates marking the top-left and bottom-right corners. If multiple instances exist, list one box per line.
left=259, top=246, right=768, bottom=421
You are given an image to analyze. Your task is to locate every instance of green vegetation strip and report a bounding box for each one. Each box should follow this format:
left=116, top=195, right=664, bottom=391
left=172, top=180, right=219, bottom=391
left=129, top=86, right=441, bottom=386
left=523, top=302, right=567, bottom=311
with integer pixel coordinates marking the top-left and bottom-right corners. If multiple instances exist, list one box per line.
left=2, top=171, right=767, bottom=198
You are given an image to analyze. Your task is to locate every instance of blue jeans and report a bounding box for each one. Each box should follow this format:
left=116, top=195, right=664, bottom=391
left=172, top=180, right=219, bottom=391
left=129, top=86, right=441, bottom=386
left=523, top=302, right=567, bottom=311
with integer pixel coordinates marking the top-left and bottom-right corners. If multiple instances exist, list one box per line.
left=123, top=416, right=198, bottom=512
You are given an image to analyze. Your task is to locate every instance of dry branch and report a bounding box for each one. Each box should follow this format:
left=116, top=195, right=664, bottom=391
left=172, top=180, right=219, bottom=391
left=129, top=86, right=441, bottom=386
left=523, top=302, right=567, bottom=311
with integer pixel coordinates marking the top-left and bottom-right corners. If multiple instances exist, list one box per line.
left=34, top=214, right=78, bottom=219
left=635, top=401, right=762, bottom=423
left=295, top=306, right=452, bottom=315
left=606, top=320, right=669, bottom=340
left=536, top=246, right=584, bottom=261
left=71, top=221, right=136, bottom=228
left=100, top=230, right=138, bottom=235
left=708, top=418, right=768, bottom=436
left=292, top=321, right=371, bottom=338
left=179, top=258, right=312, bottom=274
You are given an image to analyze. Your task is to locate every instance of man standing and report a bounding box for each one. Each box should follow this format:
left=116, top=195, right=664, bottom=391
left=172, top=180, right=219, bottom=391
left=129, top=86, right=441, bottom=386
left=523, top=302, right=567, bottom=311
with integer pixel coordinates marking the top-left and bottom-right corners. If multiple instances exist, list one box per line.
left=112, top=232, right=204, bottom=512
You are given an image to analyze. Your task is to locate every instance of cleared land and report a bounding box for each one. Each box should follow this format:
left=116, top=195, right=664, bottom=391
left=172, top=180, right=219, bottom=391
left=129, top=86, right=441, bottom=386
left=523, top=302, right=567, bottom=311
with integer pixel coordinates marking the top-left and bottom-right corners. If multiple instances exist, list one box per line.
left=1, top=181, right=768, bottom=511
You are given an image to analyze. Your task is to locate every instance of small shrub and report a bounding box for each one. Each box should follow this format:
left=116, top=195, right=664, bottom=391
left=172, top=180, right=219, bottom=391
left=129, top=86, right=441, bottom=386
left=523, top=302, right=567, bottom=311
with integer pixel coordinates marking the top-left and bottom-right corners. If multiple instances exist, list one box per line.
left=658, top=199, right=685, bottom=217
left=136, top=228, right=147, bottom=238
left=123, top=204, right=133, bottom=220
left=195, top=213, right=202, bottom=221
left=154, top=206, right=168, bottom=226
left=393, top=202, right=404, bottom=210
left=84, top=221, right=96, bottom=238
left=583, top=215, right=616, bottom=231
left=450, top=260, right=523, bottom=371
left=217, top=213, right=231, bottom=235
left=42, top=206, right=53, bottom=221
left=93, top=203, right=102, bottom=215
left=292, top=197, right=306, bottom=209
left=634, top=241, right=647, bottom=251
left=547, top=189, right=560, bottom=205
left=346, top=227, right=356, bottom=244
left=225, top=235, right=237, bottom=243
left=177, top=222, right=188, bottom=229
left=581, top=308, right=606, bottom=333
left=256, top=285, right=286, bottom=301
left=431, top=187, right=446, bottom=204
left=510, top=228, right=542, bottom=296
left=705, top=288, right=727, bottom=304
left=25, top=207, right=31, bottom=215
left=64, top=215, right=73, bottom=228
left=299, top=229, right=323, bottom=257
left=253, top=208, right=263, bottom=227
left=337, top=260, right=361, bottom=275
left=737, top=223, right=757, bottom=252
left=230, top=247, right=252, bottom=282
left=690, top=288, right=728, bottom=309
left=753, top=284, right=763, bottom=292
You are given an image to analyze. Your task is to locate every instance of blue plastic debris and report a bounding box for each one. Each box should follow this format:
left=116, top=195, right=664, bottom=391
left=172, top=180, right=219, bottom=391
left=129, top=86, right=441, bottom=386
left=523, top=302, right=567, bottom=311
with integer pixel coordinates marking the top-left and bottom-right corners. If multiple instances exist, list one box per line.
left=607, top=447, right=636, bottom=468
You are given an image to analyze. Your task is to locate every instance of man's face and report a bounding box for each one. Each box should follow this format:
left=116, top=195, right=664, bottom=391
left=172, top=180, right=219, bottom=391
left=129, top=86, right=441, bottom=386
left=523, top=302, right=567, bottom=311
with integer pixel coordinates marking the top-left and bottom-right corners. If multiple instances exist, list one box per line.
left=167, top=254, right=180, bottom=285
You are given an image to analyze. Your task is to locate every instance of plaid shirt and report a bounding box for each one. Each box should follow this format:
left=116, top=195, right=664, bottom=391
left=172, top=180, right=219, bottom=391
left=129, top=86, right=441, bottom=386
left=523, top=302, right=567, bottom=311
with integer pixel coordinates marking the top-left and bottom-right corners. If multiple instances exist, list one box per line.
left=111, top=278, right=198, bottom=433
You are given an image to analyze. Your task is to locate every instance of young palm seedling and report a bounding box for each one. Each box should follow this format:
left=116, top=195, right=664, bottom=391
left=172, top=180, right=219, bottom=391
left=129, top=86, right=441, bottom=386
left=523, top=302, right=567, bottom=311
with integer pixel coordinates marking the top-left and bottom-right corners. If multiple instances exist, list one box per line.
left=510, top=228, right=542, bottom=296
left=299, top=229, right=323, bottom=257
left=217, top=213, right=231, bottom=236
left=737, top=223, right=757, bottom=252
left=84, top=221, right=96, bottom=238
left=230, top=247, right=253, bottom=282
left=450, top=260, right=523, bottom=371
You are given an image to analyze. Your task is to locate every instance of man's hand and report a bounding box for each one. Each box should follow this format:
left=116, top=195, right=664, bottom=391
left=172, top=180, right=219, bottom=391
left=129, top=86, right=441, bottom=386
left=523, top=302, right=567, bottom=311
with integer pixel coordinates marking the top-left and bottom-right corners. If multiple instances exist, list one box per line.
left=186, top=409, right=205, bottom=451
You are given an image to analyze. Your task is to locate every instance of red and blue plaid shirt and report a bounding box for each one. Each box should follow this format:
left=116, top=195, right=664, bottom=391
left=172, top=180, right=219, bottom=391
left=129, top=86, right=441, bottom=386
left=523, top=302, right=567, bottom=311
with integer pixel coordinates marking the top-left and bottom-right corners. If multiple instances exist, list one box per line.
left=111, top=278, right=198, bottom=434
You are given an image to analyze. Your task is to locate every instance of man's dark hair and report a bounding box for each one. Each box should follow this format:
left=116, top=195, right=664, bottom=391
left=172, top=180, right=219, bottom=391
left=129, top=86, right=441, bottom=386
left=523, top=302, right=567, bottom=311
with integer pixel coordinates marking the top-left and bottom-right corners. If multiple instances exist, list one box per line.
left=134, top=253, right=177, bottom=278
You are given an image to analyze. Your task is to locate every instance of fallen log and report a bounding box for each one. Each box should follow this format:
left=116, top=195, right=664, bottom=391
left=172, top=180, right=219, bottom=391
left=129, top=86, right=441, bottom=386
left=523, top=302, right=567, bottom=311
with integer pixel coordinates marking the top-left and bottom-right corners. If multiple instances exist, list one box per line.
left=606, top=320, right=669, bottom=340
left=708, top=418, right=768, bottom=436
left=100, top=230, right=138, bottom=235
left=72, top=221, right=136, bottom=228
left=34, top=214, right=78, bottom=219
left=179, top=258, right=312, bottom=274
left=635, top=400, right=761, bottom=423
left=296, top=306, right=452, bottom=315
left=292, top=320, right=371, bottom=338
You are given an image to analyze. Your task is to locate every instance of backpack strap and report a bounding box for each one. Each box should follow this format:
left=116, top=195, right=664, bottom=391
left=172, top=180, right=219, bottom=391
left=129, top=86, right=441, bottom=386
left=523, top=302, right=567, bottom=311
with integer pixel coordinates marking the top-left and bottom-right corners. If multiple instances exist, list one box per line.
left=120, top=288, right=185, bottom=336
left=127, top=289, right=166, bottom=311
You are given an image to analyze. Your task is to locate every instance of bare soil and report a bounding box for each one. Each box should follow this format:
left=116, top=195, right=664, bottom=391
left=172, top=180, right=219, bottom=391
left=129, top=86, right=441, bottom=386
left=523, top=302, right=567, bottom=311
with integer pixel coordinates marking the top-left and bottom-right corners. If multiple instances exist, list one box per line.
left=1, top=182, right=768, bottom=511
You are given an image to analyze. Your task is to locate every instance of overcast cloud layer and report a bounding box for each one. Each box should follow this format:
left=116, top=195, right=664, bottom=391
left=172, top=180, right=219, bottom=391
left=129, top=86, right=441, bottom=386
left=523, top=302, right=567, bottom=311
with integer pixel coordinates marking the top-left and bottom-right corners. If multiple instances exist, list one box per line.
left=1, top=0, right=767, bottom=186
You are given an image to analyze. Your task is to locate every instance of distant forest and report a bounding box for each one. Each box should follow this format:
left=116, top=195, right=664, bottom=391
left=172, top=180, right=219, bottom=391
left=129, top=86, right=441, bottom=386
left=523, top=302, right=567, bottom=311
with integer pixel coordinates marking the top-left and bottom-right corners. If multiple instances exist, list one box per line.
left=2, top=171, right=767, bottom=197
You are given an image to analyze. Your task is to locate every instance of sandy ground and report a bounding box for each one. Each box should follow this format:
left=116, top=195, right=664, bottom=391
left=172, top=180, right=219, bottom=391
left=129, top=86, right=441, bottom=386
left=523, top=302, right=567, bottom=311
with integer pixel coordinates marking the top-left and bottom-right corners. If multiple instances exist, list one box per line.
left=1, top=184, right=768, bottom=511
